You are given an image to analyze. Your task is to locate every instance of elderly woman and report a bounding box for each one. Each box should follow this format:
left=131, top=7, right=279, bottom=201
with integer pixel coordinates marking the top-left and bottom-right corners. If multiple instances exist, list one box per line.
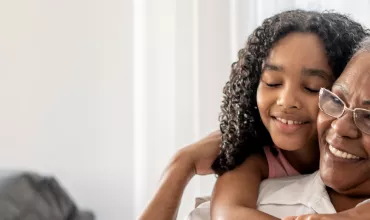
left=188, top=36, right=370, bottom=220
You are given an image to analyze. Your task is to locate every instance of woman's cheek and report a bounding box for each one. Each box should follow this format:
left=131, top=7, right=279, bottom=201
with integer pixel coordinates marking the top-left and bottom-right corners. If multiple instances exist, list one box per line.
left=317, top=111, right=332, bottom=136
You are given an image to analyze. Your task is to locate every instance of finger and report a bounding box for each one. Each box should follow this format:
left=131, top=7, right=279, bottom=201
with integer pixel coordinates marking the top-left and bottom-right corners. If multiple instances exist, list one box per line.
left=294, top=214, right=331, bottom=220
left=282, top=216, right=297, bottom=220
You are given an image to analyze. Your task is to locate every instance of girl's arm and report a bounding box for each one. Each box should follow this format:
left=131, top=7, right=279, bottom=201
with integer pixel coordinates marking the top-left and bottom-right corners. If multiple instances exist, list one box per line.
left=138, top=149, right=194, bottom=220
left=139, top=131, right=221, bottom=220
left=211, top=154, right=279, bottom=220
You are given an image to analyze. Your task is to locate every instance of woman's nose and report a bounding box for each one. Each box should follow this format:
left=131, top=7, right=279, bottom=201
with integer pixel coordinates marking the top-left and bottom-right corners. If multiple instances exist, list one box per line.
left=331, top=112, right=359, bottom=139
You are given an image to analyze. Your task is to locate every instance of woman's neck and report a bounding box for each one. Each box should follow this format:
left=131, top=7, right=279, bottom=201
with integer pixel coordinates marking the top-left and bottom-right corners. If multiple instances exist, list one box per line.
left=281, top=142, right=320, bottom=174
left=327, top=187, right=367, bottom=212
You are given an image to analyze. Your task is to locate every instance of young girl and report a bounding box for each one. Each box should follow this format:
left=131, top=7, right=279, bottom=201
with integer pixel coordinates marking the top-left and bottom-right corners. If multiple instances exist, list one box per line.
left=210, top=10, right=369, bottom=220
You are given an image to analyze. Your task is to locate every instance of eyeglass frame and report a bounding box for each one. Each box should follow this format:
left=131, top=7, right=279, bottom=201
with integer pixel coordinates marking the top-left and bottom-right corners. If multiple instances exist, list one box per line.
left=318, top=87, right=370, bottom=135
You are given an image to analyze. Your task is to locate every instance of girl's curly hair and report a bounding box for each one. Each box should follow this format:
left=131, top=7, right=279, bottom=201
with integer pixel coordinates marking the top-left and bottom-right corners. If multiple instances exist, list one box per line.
left=212, top=9, right=370, bottom=175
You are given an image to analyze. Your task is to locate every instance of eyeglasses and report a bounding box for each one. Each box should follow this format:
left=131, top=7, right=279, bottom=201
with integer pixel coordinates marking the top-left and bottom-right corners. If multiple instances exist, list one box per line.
left=319, top=88, right=370, bottom=135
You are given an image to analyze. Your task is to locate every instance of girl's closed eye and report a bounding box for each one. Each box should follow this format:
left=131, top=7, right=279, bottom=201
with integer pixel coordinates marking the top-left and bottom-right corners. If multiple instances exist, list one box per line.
left=304, top=79, right=331, bottom=94
left=265, top=81, right=282, bottom=87
left=305, top=87, right=320, bottom=93
left=260, top=75, right=282, bottom=88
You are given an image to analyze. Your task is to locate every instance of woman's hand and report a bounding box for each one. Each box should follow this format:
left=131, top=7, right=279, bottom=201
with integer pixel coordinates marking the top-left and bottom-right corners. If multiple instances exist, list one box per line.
left=283, top=214, right=348, bottom=220
left=178, top=130, right=221, bottom=176
left=283, top=215, right=332, bottom=220
left=283, top=203, right=370, bottom=220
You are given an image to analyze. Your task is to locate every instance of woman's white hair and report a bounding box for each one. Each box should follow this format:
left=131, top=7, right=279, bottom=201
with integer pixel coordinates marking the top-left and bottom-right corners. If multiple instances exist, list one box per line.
left=354, top=36, right=370, bottom=55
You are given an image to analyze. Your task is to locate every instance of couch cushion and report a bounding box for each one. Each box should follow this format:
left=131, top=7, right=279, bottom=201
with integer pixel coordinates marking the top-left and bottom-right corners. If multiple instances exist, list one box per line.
left=0, top=171, right=94, bottom=220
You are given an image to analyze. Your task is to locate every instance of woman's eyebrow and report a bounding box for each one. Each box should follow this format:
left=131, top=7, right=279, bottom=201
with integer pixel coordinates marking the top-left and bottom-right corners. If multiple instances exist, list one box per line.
left=302, top=68, right=332, bottom=81
left=333, top=83, right=370, bottom=106
left=333, top=83, right=349, bottom=96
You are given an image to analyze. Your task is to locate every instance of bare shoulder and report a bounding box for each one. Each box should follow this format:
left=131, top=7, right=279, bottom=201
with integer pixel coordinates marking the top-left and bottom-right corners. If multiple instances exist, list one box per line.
left=237, top=153, right=269, bottom=180
left=212, top=153, right=269, bottom=208
left=215, top=153, right=268, bottom=185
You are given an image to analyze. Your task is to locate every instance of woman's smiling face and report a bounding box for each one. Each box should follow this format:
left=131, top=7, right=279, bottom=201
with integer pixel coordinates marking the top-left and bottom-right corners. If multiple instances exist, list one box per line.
left=318, top=51, right=370, bottom=196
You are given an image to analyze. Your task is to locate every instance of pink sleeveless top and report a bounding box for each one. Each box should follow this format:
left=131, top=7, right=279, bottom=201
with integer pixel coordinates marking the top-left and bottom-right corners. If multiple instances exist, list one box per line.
left=263, top=146, right=300, bottom=178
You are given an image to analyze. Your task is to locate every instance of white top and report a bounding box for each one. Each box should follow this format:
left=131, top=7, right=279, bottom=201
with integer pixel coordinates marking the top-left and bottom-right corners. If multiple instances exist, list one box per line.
left=186, top=171, right=370, bottom=220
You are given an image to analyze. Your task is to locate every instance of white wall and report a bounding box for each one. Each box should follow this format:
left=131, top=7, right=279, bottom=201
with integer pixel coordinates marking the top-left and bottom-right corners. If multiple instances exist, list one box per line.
left=1, top=0, right=370, bottom=220
left=0, top=0, right=133, bottom=219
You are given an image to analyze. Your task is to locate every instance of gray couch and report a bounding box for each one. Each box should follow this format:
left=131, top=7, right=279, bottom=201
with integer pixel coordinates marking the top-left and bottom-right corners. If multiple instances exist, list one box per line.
left=0, top=171, right=94, bottom=220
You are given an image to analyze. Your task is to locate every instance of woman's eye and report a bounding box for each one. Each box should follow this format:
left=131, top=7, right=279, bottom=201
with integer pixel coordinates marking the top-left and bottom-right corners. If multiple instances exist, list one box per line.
left=305, top=87, right=320, bottom=93
left=331, top=96, right=343, bottom=105
left=361, top=113, right=370, bottom=126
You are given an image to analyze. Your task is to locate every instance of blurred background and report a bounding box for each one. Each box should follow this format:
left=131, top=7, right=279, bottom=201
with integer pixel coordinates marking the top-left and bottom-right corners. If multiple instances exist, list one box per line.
left=1, top=0, right=370, bottom=219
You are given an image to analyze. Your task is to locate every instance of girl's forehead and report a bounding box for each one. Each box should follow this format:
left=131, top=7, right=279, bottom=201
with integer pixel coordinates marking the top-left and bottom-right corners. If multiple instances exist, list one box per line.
left=267, top=33, right=329, bottom=64
left=264, top=33, right=332, bottom=78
